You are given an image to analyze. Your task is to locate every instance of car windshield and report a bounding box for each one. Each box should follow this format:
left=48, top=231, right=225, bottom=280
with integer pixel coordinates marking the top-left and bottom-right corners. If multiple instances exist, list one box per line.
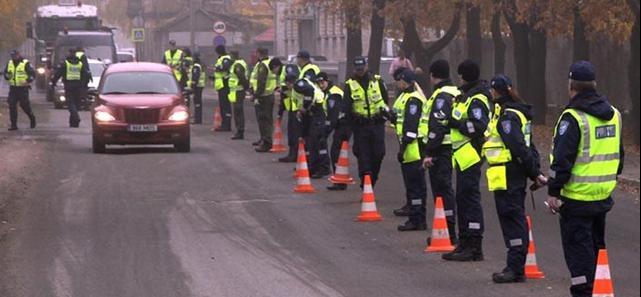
left=89, top=63, right=105, bottom=77
left=101, top=72, right=179, bottom=95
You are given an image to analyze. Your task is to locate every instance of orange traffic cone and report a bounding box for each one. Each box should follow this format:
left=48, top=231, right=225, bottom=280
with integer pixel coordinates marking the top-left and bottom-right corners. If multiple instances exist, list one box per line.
left=270, top=119, right=287, bottom=153
left=356, top=175, right=382, bottom=222
left=329, top=141, right=355, bottom=184
left=424, top=197, right=456, bottom=253
left=294, top=139, right=315, bottom=193
left=525, top=216, right=545, bottom=279
left=592, top=249, right=614, bottom=297
left=211, top=107, right=222, bottom=131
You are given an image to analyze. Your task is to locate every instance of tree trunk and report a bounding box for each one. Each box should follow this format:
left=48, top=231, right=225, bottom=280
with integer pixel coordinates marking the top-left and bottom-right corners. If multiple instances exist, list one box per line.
left=529, top=27, right=547, bottom=124
left=367, top=0, right=386, bottom=75
left=345, top=2, right=362, bottom=76
left=504, top=13, right=531, bottom=104
left=629, top=6, right=640, bottom=143
left=572, top=5, right=590, bottom=61
left=401, top=18, right=422, bottom=68
left=491, top=10, right=506, bottom=74
left=466, top=3, right=483, bottom=67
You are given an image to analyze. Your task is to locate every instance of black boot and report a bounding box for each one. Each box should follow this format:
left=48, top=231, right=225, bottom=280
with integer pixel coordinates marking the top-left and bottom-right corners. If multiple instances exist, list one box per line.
left=327, top=183, right=347, bottom=191
left=252, top=139, right=263, bottom=146
left=393, top=205, right=410, bottom=217
left=311, top=169, right=331, bottom=179
left=255, top=143, right=272, bottom=153
left=8, top=126, right=18, bottom=131
left=397, top=220, right=427, bottom=232
left=442, top=237, right=483, bottom=262
left=278, top=155, right=297, bottom=163
left=231, top=133, right=244, bottom=140
left=492, top=268, right=526, bottom=284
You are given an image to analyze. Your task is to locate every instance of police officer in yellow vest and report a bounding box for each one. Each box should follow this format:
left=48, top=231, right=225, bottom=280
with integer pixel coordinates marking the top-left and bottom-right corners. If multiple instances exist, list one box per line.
left=271, top=59, right=302, bottom=162
left=344, top=56, right=390, bottom=188
left=213, top=45, right=233, bottom=132
left=250, top=48, right=277, bottom=152
left=391, top=69, right=430, bottom=231
left=191, top=52, right=207, bottom=124
left=181, top=48, right=194, bottom=104
left=51, top=49, right=91, bottom=127
left=547, top=61, right=624, bottom=297
left=420, top=60, right=459, bottom=243
left=316, top=72, right=352, bottom=190
left=442, top=60, right=491, bottom=262
left=161, top=40, right=184, bottom=81
left=3, top=50, right=36, bottom=130
left=482, top=74, right=546, bottom=283
left=229, top=51, right=250, bottom=139
left=296, top=51, right=320, bottom=81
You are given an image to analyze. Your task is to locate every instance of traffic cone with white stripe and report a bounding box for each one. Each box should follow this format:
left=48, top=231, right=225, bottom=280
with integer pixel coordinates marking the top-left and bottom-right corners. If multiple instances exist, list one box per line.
left=424, top=197, right=455, bottom=253
left=592, top=249, right=614, bottom=297
left=211, top=107, right=222, bottom=131
left=525, top=216, right=545, bottom=279
left=294, top=138, right=315, bottom=193
left=270, top=119, right=287, bottom=153
left=329, top=141, right=355, bottom=184
left=356, top=175, right=382, bottom=222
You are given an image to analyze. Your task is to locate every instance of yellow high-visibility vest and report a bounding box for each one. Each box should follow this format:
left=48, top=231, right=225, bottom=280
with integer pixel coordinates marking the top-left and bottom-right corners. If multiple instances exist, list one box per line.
left=392, top=90, right=429, bottom=163
left=6, top=59, right=29, bottom=86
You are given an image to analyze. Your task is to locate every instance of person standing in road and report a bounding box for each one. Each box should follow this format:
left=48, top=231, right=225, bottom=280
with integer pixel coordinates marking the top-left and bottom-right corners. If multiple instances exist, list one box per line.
left=191, top=52, right=206, bottom=124
left=344, top=57, right=390, bottom=188
left=181, top=48, right=194, bottom=105
left=482, top=74, right=547, bottom=283
left=271, top=59, right=302, bottom=162
left=297, top=51, right=320, bottom=81
left=442, top=59, right=491, bottom=262
left=228, top=51, right=249, bottom=140
left=3, top=50, right=36, bottom=130
left=51, top=49, right=91, bottom=128
left=392, top=69, right=429, bottom=231
left=250, top=48, right=277, bottom=153
left=161, top=40, right=184, bottom=82
left=316, top=72, right=352, bottom=190
left=419, top=60, right=459, bottom=243
left=213, top=45, right=233, bottom=132
left=547, top=61, right=624, bottom=297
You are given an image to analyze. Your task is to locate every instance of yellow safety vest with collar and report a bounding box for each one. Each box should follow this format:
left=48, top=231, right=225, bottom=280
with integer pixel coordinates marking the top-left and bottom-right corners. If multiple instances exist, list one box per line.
left=393, top=90, right=429, bottom=163
left=184, top=56, right=194, bottom=90
left=164, top=49, right=184, bottom=80
left=228, top=59, right=248, bottom=103
left=7, top=59, right=29, bottom=86
left=426, top=85, right=460, bottom=145
left=323, top=85, right=344, bottom=113
left=299, top=63, right=321, bottom=79
left=214, top=54, right=231, bottom=90
left=482, top=106, right=532, bottom=191
left=65, top=60, right=83, bottom=81
left=550, top=107, right=622, bottom=201
left=193, top=62, right=206, bottom=88
left=250, top=58, right=277, bottom=97
left=450, top=93, right=491, bottom=171
left=346, top=75, right=386, bottom=118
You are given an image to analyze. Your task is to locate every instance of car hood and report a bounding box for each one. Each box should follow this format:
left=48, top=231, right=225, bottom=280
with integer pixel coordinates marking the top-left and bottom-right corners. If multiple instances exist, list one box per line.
left=99, top=94, right=180, bottom=108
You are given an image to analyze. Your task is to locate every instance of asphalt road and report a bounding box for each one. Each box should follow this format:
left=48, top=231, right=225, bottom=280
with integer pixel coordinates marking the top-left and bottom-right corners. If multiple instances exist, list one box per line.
left=0, top=91, right=639, bottom=297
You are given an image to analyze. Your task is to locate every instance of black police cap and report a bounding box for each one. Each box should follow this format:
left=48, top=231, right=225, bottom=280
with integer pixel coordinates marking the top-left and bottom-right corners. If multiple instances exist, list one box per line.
left=569, top=61, right=596, bottom=82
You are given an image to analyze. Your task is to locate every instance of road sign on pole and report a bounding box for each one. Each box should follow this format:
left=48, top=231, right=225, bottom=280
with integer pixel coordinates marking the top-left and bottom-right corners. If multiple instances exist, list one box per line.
left=213, top=21, right=226, bottom=35
left=132, top=28, right=145, bottom=42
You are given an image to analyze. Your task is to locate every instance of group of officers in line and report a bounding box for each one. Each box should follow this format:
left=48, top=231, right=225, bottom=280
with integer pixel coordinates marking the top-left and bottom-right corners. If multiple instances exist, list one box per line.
left=158, top=41, right=624, bottom=297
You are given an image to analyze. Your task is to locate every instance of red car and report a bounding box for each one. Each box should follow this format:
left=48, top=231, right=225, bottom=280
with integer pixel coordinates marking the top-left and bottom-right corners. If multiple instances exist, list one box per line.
left=91, top=62, right=190, bottom=153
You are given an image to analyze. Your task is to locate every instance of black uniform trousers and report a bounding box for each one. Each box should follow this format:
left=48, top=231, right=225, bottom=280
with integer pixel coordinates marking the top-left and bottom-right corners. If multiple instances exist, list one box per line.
left=217, top=87, right=232, bottom=129
left=560, top=206, right=608, bottom=297
left=192, top=87, right=204, bottom=124
left=402, top=160, right=427, bottom=224
left=255, top=95, right=274, bottom=144
left=352, top=122, right=386, bottom=187
left=232, top=90, right=245, bottom=133
left=7, top=87, right=33, bottom=127
left=428, top=146, right=456, bottom=229
left=286, top=110, right=302, bottom=157
left=302, top=114, right=330, bottom=175
left=329, top=125, right=352, bottom=172
left=494, top=186, right=529, bottom=275
left=455, top=161, right=484, bottom=240
left=65, top=87, right=83, bottom=126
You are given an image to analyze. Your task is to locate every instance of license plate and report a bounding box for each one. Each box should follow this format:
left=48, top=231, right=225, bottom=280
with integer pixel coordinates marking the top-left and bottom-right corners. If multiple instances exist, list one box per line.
left=127, top=124, right=158, bottom=132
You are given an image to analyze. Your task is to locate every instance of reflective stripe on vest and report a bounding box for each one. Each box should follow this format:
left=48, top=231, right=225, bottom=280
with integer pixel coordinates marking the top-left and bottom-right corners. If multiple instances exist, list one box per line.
left=214, top=54, right=231, bottom=90
left=393, top=90, right=429, bottom=163
left=427, top=85, right=460, bottom=145
left=450, top=93, right=491, bottom=149
left=65, top=60, right=83, bottom=81
left=250, top=58, right=276, bottom=97
left=346, top=75, right=385, bottom=118
left=551, top=107, right=622, bottom=201
left=7, top=59, right=29, bottom=86
left=299, top=63, right=320, bottom=79
left=482, top=107, right=531, bottom=165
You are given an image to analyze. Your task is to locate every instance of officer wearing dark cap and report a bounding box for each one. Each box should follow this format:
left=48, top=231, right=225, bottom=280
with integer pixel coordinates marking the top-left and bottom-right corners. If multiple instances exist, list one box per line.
left=162, top=40, right=184, bottom=81
left=3, top=50, right=36, bottom=130
left=316, top=72, right=352, bottom=190
left=442, top=59, right=491, bottom=262
left=271, top=59, right=302, bottom=162
left=547, top=61, right=624, bottom=297
left=419, top=60, right=459, bottom=243
left=291, top=77, right=331, bottom=177
left=297, top=50, right=320, bottom=81
left=392, top=69, right=430, bottom=231
left=482, top=74, right=546, bottom=283
left=344, top=56, right=390, bottom=188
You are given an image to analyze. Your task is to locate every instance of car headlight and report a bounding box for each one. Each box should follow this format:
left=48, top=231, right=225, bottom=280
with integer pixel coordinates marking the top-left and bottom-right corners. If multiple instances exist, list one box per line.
left=59, top=95, right=66, bottom=102
left=94, top=111, right=116, bottom=122
left=37, top=67, right=46, bottom=75
left=168, top=110, right=189, bottom=122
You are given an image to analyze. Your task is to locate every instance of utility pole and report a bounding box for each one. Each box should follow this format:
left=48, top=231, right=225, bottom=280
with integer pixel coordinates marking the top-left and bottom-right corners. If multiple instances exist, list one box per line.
left=189, top=0, right=195, bottom=52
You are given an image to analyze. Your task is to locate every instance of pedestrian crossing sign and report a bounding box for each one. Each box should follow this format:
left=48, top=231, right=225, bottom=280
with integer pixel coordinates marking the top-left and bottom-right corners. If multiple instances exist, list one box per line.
left=132, top=28, right=145, bottom=42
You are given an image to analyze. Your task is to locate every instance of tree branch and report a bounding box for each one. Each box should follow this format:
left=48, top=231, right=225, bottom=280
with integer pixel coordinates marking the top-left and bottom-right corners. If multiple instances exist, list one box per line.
left=424, top=1, right=463, bottom=58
